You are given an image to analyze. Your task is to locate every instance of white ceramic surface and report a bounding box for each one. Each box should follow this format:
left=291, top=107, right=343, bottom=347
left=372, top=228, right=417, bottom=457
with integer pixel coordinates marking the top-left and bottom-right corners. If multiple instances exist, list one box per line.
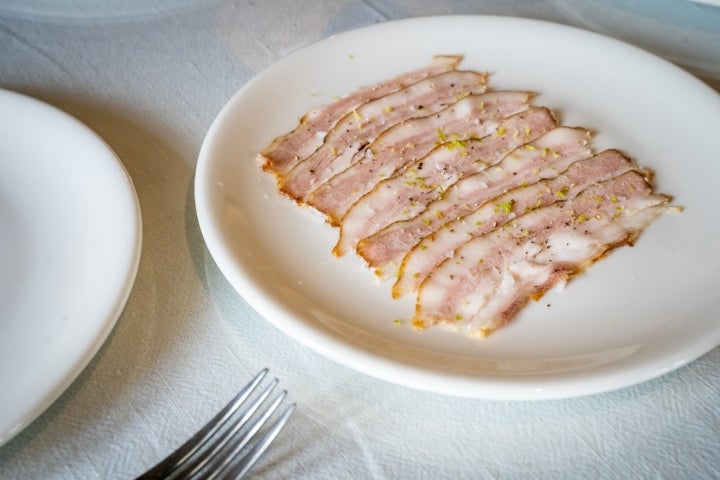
left=0, top=90, right=142, bottom=443
left=195, top=16, right=720, bottom=400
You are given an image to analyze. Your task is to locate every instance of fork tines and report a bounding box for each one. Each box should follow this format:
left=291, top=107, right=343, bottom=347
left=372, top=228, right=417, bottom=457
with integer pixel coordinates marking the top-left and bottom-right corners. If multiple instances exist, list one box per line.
left=137, top=369, right=295, bottom=480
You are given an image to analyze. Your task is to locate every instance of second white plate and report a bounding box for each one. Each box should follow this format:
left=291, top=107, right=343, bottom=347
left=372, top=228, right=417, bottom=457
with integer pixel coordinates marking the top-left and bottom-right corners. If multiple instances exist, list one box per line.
left=195, top=16, right=720, bottom=400
left=0, top=90, right=141, bottom=443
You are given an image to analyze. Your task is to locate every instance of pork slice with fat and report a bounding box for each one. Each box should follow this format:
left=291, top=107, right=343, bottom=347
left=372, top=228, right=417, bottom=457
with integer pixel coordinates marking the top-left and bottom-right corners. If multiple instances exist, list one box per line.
left=336, top=107, right=558, bottom=257
left=307, top=90, right=534, bottom=224
left=260, top=55, right=462, bottom=176
left=354, top=125, right=591, bottom=275
left=280, top=69, right=488, bottom=201
left=393, top=149, right=639, bottom=297
left=414, top=171, right=674, bottom=337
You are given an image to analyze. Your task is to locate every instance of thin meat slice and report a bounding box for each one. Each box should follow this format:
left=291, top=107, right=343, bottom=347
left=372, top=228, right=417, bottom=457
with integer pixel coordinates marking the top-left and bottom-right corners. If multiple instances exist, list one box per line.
left=260, top=55, right=462, bottom=176
left=393, top=149, right=639, bottom=297
left=307, top=90, right=534, bottom=224
left=279, top=70, right=488, bottom=201
left=414, top=171, right=673, bottom=337
left=355, top=126, right=591, bottom=273
left=336, top=107, right=558, bottom=256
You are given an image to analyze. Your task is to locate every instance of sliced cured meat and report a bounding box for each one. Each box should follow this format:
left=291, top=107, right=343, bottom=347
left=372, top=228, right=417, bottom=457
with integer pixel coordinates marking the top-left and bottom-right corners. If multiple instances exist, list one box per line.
left=354, top=126, right=591, bottom=272
left=256, top=57, right=678, bottom=338
left=414, top=171, right=673, bottom=336
left=336, top=107, right=558, bottom=256
left=260, top=55, right=462, bottom=176
left=307, top=90, right=534, bottom=224
left=393, top=149, right=639, bottom=297
left=280, top=70, right=489, bottom=201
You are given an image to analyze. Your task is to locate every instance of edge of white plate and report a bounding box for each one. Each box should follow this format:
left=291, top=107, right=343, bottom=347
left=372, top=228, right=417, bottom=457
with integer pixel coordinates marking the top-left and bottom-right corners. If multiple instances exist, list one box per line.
left=0, top=90, right=143, bottom=445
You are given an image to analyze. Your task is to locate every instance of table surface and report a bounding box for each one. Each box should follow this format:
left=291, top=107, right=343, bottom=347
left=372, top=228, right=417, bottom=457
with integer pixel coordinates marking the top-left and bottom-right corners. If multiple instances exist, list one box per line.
left=1, top=1, right=719, bottom=478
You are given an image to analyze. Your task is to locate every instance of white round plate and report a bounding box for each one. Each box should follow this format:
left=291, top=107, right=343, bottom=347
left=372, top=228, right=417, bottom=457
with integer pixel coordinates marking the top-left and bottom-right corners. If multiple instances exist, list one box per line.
left=195, top=16, right=720, bottom=400
left=0, top=90, right=141, bottom=443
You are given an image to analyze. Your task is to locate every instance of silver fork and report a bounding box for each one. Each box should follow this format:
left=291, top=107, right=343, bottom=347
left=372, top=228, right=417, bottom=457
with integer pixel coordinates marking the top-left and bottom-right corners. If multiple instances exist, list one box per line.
left=137, top=369, right=295, bottom=480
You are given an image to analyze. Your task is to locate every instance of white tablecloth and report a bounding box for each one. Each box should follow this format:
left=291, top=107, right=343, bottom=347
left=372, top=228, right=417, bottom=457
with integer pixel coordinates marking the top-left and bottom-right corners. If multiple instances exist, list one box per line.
left=1, top=1, right=719, bottom=478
